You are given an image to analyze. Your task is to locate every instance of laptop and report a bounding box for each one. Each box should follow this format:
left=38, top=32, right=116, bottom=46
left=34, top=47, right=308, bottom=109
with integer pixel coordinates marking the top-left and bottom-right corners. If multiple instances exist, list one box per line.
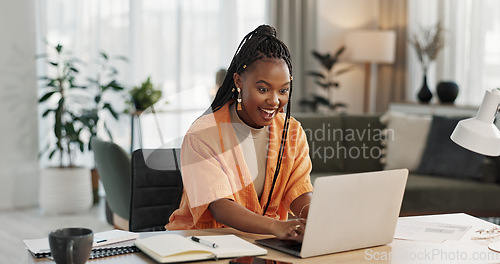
left=256, top=169, right=408, bottom=258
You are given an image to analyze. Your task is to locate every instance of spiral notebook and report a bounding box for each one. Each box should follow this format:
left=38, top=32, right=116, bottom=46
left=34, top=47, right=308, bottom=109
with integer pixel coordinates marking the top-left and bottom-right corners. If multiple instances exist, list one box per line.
left=24, top=230, right=140, bottom=259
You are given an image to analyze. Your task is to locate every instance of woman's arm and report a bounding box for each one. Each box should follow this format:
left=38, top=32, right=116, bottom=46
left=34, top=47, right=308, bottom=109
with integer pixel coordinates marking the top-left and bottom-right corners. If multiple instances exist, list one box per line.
left=209, top=199, right=305, bottom=241
left=290, top=192, right=312, bottom=220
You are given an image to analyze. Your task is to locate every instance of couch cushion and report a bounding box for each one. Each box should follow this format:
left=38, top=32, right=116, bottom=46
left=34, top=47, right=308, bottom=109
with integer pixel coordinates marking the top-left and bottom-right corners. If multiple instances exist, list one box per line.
left=341, top=115, right=385, bottom=172
left=380, top=111, right=431, bottom=172
left=402, top=174, right=500, bottom=214
left=416, top=115, right=485, bottom=181
left=293, top=113, right=344, bottom=173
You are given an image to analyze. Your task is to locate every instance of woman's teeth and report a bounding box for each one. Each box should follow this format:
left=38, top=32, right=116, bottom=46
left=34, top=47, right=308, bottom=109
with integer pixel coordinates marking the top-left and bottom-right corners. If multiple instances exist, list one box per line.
left=261, top=108, right=275, bottom=114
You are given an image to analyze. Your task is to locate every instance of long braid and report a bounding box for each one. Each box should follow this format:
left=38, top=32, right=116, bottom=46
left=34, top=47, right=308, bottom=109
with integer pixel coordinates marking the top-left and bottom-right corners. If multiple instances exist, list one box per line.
left=208, top=25, right=293, bottom=216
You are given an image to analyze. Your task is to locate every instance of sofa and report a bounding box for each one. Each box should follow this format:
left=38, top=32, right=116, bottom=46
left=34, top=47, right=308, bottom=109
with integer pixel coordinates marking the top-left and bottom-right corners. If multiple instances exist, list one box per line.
left=293, top=112, right=500, bottom=217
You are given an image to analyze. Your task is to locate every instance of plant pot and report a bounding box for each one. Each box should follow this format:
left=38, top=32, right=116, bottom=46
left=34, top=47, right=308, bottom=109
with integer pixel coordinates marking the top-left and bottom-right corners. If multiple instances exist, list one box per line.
left=39, top=167, right=93, bottom=214
left=417, top=74, right=433, bottom=103
left=437, top=81, right=459, bottom=103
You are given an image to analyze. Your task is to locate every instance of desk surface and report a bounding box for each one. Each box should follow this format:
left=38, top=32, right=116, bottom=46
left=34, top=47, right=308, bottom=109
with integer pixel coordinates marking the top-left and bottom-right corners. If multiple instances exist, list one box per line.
left=28, top=213, right=500, bottom=264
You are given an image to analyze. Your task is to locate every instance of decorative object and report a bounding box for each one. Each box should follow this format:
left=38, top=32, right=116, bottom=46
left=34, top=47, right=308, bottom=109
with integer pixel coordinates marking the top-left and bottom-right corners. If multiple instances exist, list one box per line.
left=436, top=81, right=459, bottom=103
left=417, top=74, right=433, bottom=103
left=345, top=30, right=396, bottom=113
left=127, top=76, right=162, bottom=112
left=299, top=47, right=353, bottom=113
left=37, top=43, right=92, bottom=213
left=409, top=22, right=445, bottom=103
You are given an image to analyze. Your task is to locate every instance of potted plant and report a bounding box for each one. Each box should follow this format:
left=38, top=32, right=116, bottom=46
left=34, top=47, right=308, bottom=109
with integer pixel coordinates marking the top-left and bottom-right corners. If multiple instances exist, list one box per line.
left=126, top=76, right=162, bottom=113
left=37, top=43, right=92, bottom=214
left=300, top=46, right=353, bottom=113
left=80, top=51, right=128, bottom=203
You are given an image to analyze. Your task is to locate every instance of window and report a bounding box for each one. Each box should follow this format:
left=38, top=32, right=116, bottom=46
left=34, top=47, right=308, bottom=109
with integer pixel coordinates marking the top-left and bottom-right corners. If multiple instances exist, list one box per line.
left=408, top=0, right=500, bottom=106
left=37, top=0, right=268, bottom=167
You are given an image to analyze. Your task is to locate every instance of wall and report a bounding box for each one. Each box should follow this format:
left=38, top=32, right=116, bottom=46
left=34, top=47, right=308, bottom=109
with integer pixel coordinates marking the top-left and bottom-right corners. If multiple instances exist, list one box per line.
left=315, top=0, right=379, bottom=114
left=0, top=0, right=39, bottom=209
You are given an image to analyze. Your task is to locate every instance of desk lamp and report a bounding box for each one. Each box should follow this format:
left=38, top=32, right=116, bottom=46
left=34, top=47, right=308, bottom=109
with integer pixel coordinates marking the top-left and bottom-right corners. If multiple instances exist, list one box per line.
left=450, top=88, right=500, bottom=251
left=450, top=88, right=500, bottom=156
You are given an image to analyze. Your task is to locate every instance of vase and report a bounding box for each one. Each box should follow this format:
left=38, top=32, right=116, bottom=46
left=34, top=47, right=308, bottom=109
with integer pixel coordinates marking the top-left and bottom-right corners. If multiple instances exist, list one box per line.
left=417, top=74, right=433, bottom=103
left=436, top=81, right=459, bottom=104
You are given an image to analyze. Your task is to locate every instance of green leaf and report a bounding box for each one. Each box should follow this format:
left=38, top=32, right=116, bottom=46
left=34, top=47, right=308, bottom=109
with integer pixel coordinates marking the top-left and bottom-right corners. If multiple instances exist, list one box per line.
left=108, top=67, right=118, bottom=76
left=103, top=103, right=119, bottom=119
left=86, top=77, right=99, bottom=84
left=114, top=55, right=129, bottom=62
left=49, top=61, right=58, bottom=67
left=334, top=66, right=355, bottom=76
left=314, top=80, right=328, bottom=88
left=313, top=95, right=330, bottom=106
left=48, top=149, right=57, bottom=159
left=306, top=71, right=325, bottom=79
left=70, top=67, right=79, bottom=73
left=334, top=46, right=346, bottom=58
left=42, top=109, right=53, bottom=117
left=100, top=52, right=109, bottom=60
left=78, top=140, right=85, bottom=152
left=104, top=122, right=113, bottom=141
left=39, top=91, right=57, bottom=102
left=46, top=80, right=56, bottom=87
left=55, top=44, right=63, bottom=53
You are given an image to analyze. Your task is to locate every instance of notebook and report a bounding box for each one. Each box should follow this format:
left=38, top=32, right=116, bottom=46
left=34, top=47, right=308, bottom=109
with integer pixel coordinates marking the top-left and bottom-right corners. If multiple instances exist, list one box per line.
left=24, top=229, right=140, bottom=259
left=134, top=234, right=267, bottom=263
left=256, top=169, right=408, bottom=258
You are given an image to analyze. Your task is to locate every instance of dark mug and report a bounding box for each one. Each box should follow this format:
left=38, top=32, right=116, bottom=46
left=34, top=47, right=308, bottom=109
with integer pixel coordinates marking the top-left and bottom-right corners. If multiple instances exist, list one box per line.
left=48, top=228, right=93, bottom=264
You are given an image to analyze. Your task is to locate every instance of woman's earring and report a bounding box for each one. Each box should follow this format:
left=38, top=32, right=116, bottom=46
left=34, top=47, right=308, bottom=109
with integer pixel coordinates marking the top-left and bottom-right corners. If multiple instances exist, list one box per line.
left=237, top=87, right=242, bottom=111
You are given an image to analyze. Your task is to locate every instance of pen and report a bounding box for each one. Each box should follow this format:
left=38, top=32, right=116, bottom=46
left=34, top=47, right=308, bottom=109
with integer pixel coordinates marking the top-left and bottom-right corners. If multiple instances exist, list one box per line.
left=191, top=236, right=218, bottom=248
left=94, top=238, right=107, bottom=243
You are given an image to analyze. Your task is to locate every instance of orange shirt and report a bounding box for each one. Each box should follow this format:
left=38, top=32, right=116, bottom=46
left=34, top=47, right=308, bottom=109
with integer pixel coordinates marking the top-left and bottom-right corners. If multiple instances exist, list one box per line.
left=165, top=102, right=313, bottom=230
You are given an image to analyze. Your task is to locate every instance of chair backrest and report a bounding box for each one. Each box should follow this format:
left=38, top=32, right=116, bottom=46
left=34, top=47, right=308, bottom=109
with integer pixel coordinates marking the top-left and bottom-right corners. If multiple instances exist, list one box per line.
left=90, top=137, right=131, bottom=220
left=129, top=148, right=183, bottom=232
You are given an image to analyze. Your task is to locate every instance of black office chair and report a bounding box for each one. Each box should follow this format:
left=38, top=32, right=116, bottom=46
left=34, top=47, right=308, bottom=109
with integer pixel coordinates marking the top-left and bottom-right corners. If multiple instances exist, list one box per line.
left=129, top=148, right=183, bottom=232
left=91, top=137, right=131, bottom=230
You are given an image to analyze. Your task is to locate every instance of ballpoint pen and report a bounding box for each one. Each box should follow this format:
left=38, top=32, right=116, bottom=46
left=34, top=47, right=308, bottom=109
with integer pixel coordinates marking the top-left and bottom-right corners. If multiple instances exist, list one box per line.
left=191, top=236, right=218, bottom=248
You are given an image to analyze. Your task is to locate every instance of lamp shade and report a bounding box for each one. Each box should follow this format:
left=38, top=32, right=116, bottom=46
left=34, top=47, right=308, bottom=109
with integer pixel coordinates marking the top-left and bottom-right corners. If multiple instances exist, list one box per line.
left=450, top=89, right=500, bottom=156
left=345, top=30, right=396, bottom=63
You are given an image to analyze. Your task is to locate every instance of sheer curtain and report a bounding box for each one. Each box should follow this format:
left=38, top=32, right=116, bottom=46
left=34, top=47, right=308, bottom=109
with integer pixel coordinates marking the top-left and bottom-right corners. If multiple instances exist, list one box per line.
left=408, top=0, right=500, bottom=106
left=37, top=0, right=268, bottom=166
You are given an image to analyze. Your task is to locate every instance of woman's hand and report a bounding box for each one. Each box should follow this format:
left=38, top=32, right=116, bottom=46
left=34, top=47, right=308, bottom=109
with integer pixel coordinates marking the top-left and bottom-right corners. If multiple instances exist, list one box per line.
left=272, top=219, right=306, bottom=241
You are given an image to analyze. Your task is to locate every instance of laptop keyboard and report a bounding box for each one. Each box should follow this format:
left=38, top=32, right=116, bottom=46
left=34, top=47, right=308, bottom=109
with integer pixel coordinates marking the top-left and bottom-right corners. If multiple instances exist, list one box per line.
left=279, top=241, right=302, bottom=251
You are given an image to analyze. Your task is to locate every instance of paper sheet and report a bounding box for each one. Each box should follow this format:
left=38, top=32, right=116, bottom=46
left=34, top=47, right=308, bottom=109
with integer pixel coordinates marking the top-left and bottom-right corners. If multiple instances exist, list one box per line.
left=394, top=220, right=471, bottom=243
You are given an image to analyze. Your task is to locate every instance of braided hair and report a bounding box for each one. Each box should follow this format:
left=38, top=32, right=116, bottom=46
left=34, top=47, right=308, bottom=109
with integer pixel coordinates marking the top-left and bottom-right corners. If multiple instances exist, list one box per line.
left=210, top=25, right=293, bottom=215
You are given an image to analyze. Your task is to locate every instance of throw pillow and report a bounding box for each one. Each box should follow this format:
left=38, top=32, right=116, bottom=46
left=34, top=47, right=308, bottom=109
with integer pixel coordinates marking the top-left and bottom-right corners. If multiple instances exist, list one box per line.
left=416, top=115, right=485, bottom=180
left=379, top=111, right=432, bottom=171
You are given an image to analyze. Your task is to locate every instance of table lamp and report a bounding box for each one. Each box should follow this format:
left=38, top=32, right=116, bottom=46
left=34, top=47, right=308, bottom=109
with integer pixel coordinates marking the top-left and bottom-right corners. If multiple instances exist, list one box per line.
left=450, top=88, right=500, bottom=252
left=345, top=30, right=396, bottom=113
left=450, top=88, right=500, bottom=156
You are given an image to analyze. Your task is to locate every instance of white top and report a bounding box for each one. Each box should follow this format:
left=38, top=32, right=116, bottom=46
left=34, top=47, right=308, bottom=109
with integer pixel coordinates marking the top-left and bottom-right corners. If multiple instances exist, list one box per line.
left=229, top=103, right=269, bottom=198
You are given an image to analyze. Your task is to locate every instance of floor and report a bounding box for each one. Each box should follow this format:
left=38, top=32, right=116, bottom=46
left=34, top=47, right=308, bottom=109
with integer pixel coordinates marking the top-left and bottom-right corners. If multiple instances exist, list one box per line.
left=0, top=198, right=113, bottom=264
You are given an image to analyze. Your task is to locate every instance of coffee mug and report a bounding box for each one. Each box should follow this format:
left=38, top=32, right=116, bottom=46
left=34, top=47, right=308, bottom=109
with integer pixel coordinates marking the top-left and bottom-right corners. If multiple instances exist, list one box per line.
left=48, top=227, right=93, bottom=264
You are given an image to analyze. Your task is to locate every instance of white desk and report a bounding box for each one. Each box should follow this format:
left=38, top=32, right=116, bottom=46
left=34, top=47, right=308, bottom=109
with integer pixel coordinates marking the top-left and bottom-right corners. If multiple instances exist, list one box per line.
left=28, top=213, right=500, bottom=264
